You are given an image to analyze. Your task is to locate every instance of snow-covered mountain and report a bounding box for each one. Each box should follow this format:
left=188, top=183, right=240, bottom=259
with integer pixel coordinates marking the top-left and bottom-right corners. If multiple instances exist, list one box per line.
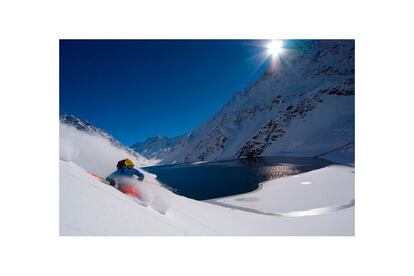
left=130, top=135, right=186, bottom=161
left=60, top=115, right=148, bottom=168
left=160, top=40, right=354, bottom=164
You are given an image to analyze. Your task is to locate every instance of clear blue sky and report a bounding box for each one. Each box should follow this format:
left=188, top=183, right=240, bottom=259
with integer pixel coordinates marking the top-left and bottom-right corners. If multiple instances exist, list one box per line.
left=60, top=40, right=271, bottom=145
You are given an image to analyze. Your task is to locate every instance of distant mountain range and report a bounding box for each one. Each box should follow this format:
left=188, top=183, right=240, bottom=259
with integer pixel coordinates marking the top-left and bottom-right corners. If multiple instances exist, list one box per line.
left=130, top=135, right=187, bottom=160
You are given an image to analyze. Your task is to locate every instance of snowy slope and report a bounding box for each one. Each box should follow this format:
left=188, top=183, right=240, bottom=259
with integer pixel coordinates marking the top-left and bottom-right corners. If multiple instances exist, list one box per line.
left=60, top=159, right=354, bottom=235
left=60, top=120, right=149, bottom=176
left=61, top=115, right=148, bottom=166
left=161, top=40, right=354, bottom=164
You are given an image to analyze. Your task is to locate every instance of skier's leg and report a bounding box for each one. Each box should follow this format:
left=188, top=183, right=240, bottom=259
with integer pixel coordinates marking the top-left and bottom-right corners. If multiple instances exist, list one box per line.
left=108, top=178, right=118, bottom=188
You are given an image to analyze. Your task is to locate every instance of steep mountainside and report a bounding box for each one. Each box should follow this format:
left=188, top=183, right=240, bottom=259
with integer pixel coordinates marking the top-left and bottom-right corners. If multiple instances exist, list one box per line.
left=160, top=40, right=354, bottom=164
left=60, top=115, right=147, bottom=164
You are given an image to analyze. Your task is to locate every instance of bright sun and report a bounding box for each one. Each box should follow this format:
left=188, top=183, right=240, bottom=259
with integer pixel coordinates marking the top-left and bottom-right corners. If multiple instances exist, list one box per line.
left=267, top=40, right=284, bottom=56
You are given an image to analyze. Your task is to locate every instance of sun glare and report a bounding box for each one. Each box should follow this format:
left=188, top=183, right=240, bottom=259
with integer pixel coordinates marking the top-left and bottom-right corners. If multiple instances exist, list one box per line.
left=267, top=40, right=284, bottom=56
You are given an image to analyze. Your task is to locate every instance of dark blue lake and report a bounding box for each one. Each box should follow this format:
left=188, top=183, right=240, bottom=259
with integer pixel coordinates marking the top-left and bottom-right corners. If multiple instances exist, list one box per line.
left=143, top=156, right=332, bottom=200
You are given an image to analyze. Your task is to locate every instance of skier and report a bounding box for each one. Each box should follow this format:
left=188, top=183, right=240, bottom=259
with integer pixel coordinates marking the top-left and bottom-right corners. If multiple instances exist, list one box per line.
left=106, top=158, right=144, bottom=188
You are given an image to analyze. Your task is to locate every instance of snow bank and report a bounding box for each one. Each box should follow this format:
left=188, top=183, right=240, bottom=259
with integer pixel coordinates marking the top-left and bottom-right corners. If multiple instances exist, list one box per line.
left=208, top=165, right=355, bottom=216
left=60, top=123, right=148, bottom=177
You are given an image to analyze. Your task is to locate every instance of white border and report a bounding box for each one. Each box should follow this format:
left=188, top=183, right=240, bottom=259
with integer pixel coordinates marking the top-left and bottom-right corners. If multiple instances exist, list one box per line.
left=1, top=0, right=413, bottom=275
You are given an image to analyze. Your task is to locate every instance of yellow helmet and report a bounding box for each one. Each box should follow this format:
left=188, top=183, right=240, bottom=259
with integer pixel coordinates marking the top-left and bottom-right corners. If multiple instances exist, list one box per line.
left=124, top=159, right=134, bottom=167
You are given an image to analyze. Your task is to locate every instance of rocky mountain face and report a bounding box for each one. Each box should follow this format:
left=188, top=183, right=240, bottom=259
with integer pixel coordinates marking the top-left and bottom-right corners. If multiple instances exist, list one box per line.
left=60, top=115, right=148, bottom=163
left=156, top=40, right=354, bottom=164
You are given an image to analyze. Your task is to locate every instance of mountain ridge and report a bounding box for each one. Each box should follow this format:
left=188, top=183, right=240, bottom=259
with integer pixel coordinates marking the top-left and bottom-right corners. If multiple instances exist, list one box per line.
left=60, top=114, right=148, bottom=163
left=158, top=40, right=354, bottom=164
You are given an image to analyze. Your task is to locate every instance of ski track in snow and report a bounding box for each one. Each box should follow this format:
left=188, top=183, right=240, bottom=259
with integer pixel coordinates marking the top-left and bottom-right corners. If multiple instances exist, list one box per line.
left=207, top=164, right=354, bottom=218
left=207, top=198, right=355, bottom=218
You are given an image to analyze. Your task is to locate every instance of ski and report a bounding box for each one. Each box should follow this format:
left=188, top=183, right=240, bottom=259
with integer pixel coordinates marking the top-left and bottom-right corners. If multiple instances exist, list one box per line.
left=88, top=171, right=111, bottom=185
